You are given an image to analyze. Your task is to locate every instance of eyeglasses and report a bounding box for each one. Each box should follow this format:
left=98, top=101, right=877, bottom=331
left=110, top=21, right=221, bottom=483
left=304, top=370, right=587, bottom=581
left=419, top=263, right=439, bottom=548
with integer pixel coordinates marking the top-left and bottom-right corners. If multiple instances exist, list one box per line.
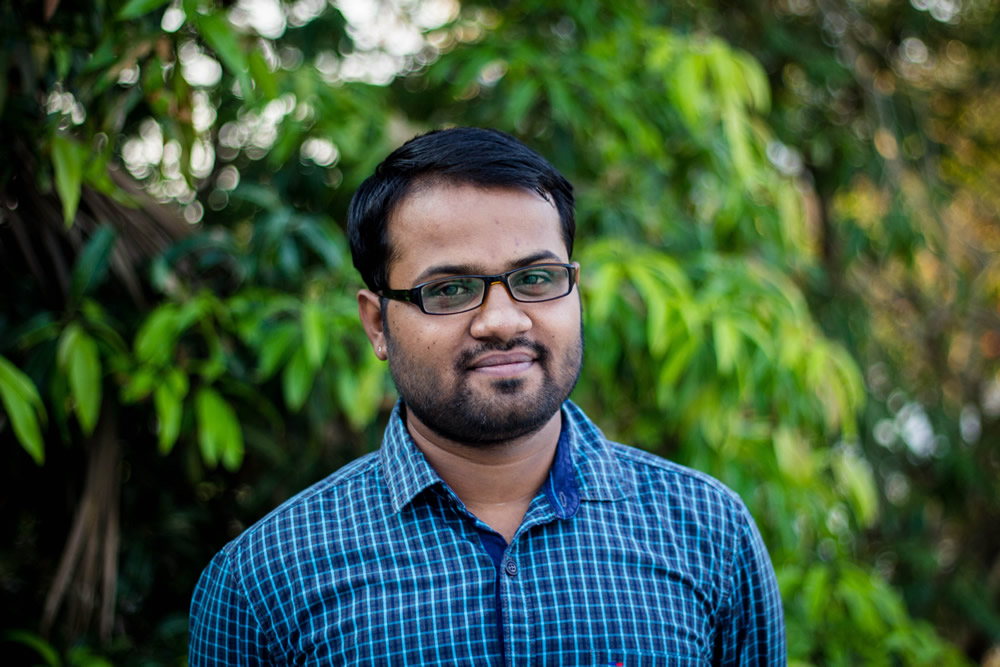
left=380, top=263, right=577, bottom=315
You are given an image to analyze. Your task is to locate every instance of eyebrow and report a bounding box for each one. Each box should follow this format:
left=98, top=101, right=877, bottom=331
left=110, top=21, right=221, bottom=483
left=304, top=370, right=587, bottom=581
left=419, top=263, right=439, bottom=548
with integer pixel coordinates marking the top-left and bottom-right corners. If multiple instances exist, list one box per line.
left=414, top=250, right=564, bottom=284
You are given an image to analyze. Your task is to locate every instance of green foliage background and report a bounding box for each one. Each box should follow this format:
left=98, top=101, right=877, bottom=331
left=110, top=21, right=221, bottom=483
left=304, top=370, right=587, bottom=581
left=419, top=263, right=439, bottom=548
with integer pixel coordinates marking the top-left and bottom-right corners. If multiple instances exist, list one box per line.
left=1, top=0, right=997, bottom=663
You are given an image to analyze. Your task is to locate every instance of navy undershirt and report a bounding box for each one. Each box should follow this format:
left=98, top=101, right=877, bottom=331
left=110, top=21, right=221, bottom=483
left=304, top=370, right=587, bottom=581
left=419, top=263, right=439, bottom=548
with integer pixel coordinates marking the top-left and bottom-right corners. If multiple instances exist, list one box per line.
left=471, top=425, right=580, bottom=665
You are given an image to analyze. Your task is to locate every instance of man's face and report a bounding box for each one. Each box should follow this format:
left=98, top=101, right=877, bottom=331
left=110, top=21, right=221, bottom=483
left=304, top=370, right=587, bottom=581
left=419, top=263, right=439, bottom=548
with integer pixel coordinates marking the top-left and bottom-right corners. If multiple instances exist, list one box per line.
left=369, top=182, right=583, bottom=447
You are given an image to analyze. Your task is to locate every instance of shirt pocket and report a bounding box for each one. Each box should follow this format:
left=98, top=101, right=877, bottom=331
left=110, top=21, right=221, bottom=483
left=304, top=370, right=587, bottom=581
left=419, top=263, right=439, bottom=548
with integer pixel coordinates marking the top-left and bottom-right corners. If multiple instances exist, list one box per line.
left=587, top=652, right=706, bottom=667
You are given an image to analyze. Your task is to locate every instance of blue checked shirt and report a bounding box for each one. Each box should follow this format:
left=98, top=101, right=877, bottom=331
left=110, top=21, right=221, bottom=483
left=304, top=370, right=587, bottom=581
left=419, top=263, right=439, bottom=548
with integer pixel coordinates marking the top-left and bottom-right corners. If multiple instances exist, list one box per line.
left=189, top=400, right=785, bottom=665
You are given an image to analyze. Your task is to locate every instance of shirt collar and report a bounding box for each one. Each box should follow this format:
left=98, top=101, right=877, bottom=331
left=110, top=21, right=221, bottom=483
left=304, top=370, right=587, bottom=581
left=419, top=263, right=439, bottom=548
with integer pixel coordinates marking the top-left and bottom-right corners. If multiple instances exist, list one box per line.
left=379, top=399, right=631, bottom=515
left=380, top=402, right=444, bottom=514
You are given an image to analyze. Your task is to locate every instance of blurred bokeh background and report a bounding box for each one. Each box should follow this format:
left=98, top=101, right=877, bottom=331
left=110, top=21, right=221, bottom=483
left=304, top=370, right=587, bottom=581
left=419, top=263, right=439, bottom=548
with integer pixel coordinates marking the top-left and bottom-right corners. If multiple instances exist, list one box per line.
left=1, top=0, right=998, bottom=664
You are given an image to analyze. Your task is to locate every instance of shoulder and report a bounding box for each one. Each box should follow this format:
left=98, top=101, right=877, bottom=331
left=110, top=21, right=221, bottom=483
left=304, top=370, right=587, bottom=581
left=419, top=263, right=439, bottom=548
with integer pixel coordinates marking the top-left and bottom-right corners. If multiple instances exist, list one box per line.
left=218, top=450, right=384, bottom=565
left=562, top=400, right=750, bottom=530
left=610, top=442, right=743, bottom=505
left=601, top=440, right=756, bottom=544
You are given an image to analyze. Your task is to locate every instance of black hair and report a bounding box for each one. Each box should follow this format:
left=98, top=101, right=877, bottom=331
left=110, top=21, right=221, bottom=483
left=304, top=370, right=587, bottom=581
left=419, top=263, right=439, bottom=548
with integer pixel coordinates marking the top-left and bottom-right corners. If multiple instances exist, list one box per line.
left=347, top=127, right=575, bottom=292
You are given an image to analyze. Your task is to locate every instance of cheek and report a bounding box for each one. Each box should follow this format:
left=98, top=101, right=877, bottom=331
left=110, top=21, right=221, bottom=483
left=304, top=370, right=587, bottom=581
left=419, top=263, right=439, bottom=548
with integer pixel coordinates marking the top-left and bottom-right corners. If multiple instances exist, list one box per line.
left=392, top=312, right=465, bottom=356
left=543, top=300, right=582, bottom=339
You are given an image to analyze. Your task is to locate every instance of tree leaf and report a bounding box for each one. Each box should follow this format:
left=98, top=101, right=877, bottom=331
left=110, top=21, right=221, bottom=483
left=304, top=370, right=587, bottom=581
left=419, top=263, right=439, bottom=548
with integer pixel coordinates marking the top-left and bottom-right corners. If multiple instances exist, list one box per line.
left=154, top=369, right=188, bottom=454
left=281, top=346, right=315, bottom=412
left=802, top=565, right=831, bottom=623
left=255, top=322, right=298, bottom=381
left=117, top=0, right=172, bottom=20
left=584, top=262, right=622, bottom=324
left=69, top=225, right=116, bottom=304
left=2, top=630, right=60, bottom=666
left=194, top=387, right=220, bottom=467
left=301, top=301, right=327, bottom=369
left=58, top=323, right=102, bottom=436
left=51, top=134, right=86, bottom=225
left=0, top=356, right=46, bottom=465
left=503, top=77, right=539, bottom=128
left=195, top=11, right=253, bottom=102
left=195, top=387, right=244, bottom=470
left=295, top=220, right=345, bottom=269
left=248, top=48, right=277, bottom=99
left=833, top=448, right=879, bottom=528
left=546, top=76, right=574, bottom=124
left=773, top=427, right=814, bottom=483
left=627, top=263, right=670, bottom=359
left=712, top=316, right=741, bottom=375
left=135, top=305, right=181, bottom=365
left=670, top=51, right=705, bottom=130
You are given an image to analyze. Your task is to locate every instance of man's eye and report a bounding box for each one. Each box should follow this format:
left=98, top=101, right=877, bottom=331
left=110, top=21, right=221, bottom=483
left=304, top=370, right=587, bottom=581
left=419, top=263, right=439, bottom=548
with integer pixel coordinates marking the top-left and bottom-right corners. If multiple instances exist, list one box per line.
left=426, top=280, right=474, bottom=298
left=513, top=270, right=555, bottom=286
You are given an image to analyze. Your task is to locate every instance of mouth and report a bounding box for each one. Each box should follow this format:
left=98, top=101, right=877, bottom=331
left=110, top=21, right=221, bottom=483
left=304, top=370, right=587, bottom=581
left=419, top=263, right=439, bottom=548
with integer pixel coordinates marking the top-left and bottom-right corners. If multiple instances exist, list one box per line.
left=466, top=350, right=537, bottom=377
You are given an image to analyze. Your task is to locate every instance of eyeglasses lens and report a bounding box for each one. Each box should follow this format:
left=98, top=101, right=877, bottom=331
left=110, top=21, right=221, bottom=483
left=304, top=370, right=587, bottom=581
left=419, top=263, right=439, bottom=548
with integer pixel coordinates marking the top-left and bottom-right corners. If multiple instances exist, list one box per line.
left=509, top=265, right=570, bottom=300
left=420, top=266, right=571, bottom=314
left=421, top=277, right=483, bottom=313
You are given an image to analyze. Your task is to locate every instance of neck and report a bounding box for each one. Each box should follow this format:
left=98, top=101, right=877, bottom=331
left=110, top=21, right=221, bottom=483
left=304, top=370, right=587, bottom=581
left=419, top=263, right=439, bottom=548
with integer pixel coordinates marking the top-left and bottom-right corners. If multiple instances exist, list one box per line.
left=404, top=408, right=562, bottom=542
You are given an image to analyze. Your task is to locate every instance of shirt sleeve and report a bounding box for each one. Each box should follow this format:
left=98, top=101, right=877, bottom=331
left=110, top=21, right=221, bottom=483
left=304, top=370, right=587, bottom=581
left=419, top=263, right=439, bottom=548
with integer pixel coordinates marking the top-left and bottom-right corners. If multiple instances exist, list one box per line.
left=716, top=506, right=787, bottom=666
left=189, top=547, right=271, bottom=666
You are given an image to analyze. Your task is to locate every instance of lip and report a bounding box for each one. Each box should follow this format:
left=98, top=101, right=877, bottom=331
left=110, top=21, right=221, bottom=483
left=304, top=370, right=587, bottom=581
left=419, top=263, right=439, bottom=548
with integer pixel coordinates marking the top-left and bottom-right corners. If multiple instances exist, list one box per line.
left=467, top=351, right=537, bottom=376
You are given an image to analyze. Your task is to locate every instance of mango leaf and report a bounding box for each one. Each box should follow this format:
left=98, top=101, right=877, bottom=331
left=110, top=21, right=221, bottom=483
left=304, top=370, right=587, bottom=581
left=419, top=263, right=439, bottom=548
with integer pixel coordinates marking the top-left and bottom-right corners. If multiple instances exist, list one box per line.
left=195, top=387, right=244, bottom=470
left=839, top=568, right=887, bottom=636
left=117, top=0, right=172, bottom=20
left=833, top=447, right=880, bottom=528
left=658, top=336, right=697, bottom=393
left=255, top=322, right=299, bottom=381
left=69, top=225, right=116, bottom=304
left=736, top=51, right=771, bottom=113
left=773, top=427, right=814, bottom=483
left=0, top=356, right=47, bottom=465
left=282, top=346, right=315, bottom=412
left=712, top=316, right=741, bottom=375
left=134, top=304, right=181, bottom=365
left=248, top=49, right=277, bottom=99
left=51, top=134, right=87, bottom=225
left=195, top=11, right=253, bottom=102
left=627, top=263, right=670, bottom=359
left=351, top=355, right=386, bottom=430
left=57, top=323, right=102, bottom=436
left=670, top=51, right=705, bottom=130
left=2, top=630, right=60, bottom=666
left=722, top=105, right=754, bottom=183
left=546, top=76, right=575, bottom=124
left=154, top=369, right=188, bottom=454
left=120, top=368, right=158, bottom=403
left=802, top=565, right=831, bottom=623
left=67, top=646, right=114, bottom=667
left=296, top=220, right=346, bottom=269
left=584, top=261, right=622, bottom=324
left=301, top=301, right=328, bottom=369
left=503, top=77, right=539, bottom=129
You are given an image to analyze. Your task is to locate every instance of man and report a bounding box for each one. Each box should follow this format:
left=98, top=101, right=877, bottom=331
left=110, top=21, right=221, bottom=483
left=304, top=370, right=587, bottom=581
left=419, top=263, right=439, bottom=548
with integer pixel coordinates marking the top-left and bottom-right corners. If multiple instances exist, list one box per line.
left=189, top=127, right=786, bottom=664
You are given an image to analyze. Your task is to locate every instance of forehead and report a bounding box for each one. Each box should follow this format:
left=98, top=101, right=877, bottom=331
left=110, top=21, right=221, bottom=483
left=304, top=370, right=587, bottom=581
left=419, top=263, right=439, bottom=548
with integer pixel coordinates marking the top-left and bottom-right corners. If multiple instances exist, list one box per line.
left=385, top=182, right=567, bottom=285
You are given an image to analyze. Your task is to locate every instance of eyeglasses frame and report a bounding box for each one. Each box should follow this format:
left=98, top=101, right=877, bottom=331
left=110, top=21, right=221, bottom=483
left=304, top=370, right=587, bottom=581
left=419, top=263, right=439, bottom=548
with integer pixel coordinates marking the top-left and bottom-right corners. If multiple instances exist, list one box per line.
left=379, top=262, right=578, bottom=315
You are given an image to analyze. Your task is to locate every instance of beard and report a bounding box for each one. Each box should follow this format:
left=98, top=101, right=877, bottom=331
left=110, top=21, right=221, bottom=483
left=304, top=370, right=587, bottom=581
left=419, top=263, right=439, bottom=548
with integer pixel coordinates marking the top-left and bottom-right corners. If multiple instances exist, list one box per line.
left=385, top=328, right=583, bottom=447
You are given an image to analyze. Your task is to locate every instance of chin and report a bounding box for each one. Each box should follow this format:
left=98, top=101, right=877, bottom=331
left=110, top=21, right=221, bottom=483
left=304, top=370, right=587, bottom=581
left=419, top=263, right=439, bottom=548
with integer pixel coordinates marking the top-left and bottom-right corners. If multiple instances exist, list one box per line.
left=492, top=378, right=524, bottom=395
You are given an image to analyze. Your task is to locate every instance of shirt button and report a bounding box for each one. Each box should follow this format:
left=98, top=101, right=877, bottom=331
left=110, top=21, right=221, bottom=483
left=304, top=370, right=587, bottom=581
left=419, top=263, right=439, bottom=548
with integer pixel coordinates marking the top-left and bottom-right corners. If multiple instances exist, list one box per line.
left=558, top=491, right=567, bottom=507
left=503, top=558, right=518, bottom=577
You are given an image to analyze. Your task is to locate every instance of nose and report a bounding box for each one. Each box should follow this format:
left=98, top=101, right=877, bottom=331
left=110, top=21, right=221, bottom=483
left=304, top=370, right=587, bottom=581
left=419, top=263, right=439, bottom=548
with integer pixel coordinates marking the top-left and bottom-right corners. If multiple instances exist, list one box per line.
left=468, top=281, right=532, bottom=341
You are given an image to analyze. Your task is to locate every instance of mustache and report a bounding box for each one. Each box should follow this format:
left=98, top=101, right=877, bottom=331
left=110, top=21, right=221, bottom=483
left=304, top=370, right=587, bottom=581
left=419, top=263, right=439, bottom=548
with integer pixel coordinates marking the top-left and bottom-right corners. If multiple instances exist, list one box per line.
left=453, top=337, right=550, bottom=372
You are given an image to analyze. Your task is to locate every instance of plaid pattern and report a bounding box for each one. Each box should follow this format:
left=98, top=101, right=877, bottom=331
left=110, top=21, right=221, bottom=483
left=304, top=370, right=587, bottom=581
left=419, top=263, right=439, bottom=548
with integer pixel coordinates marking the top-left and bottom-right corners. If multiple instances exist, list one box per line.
left=189, top=400, right=785, bottom=665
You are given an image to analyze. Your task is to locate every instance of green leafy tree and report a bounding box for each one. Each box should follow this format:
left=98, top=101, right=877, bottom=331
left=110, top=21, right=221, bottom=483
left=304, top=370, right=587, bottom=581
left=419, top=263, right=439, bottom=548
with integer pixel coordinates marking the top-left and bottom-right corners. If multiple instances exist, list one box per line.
left=654, top=0, right=1000, bottom=657
left=1, top=0, right=988, bottom=663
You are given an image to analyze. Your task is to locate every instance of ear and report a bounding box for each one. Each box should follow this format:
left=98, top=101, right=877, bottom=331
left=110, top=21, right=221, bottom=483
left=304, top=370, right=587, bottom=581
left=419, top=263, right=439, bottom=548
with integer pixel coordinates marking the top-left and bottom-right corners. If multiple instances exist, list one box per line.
left=357, top=289, right=388, bottom=361
left=572, top=261, right=581, bottom=285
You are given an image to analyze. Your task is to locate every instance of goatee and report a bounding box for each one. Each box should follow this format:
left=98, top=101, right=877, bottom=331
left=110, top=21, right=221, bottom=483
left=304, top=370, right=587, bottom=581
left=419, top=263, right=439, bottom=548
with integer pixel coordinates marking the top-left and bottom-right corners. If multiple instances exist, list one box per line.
left=386, top=332, right=583, bottom=447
